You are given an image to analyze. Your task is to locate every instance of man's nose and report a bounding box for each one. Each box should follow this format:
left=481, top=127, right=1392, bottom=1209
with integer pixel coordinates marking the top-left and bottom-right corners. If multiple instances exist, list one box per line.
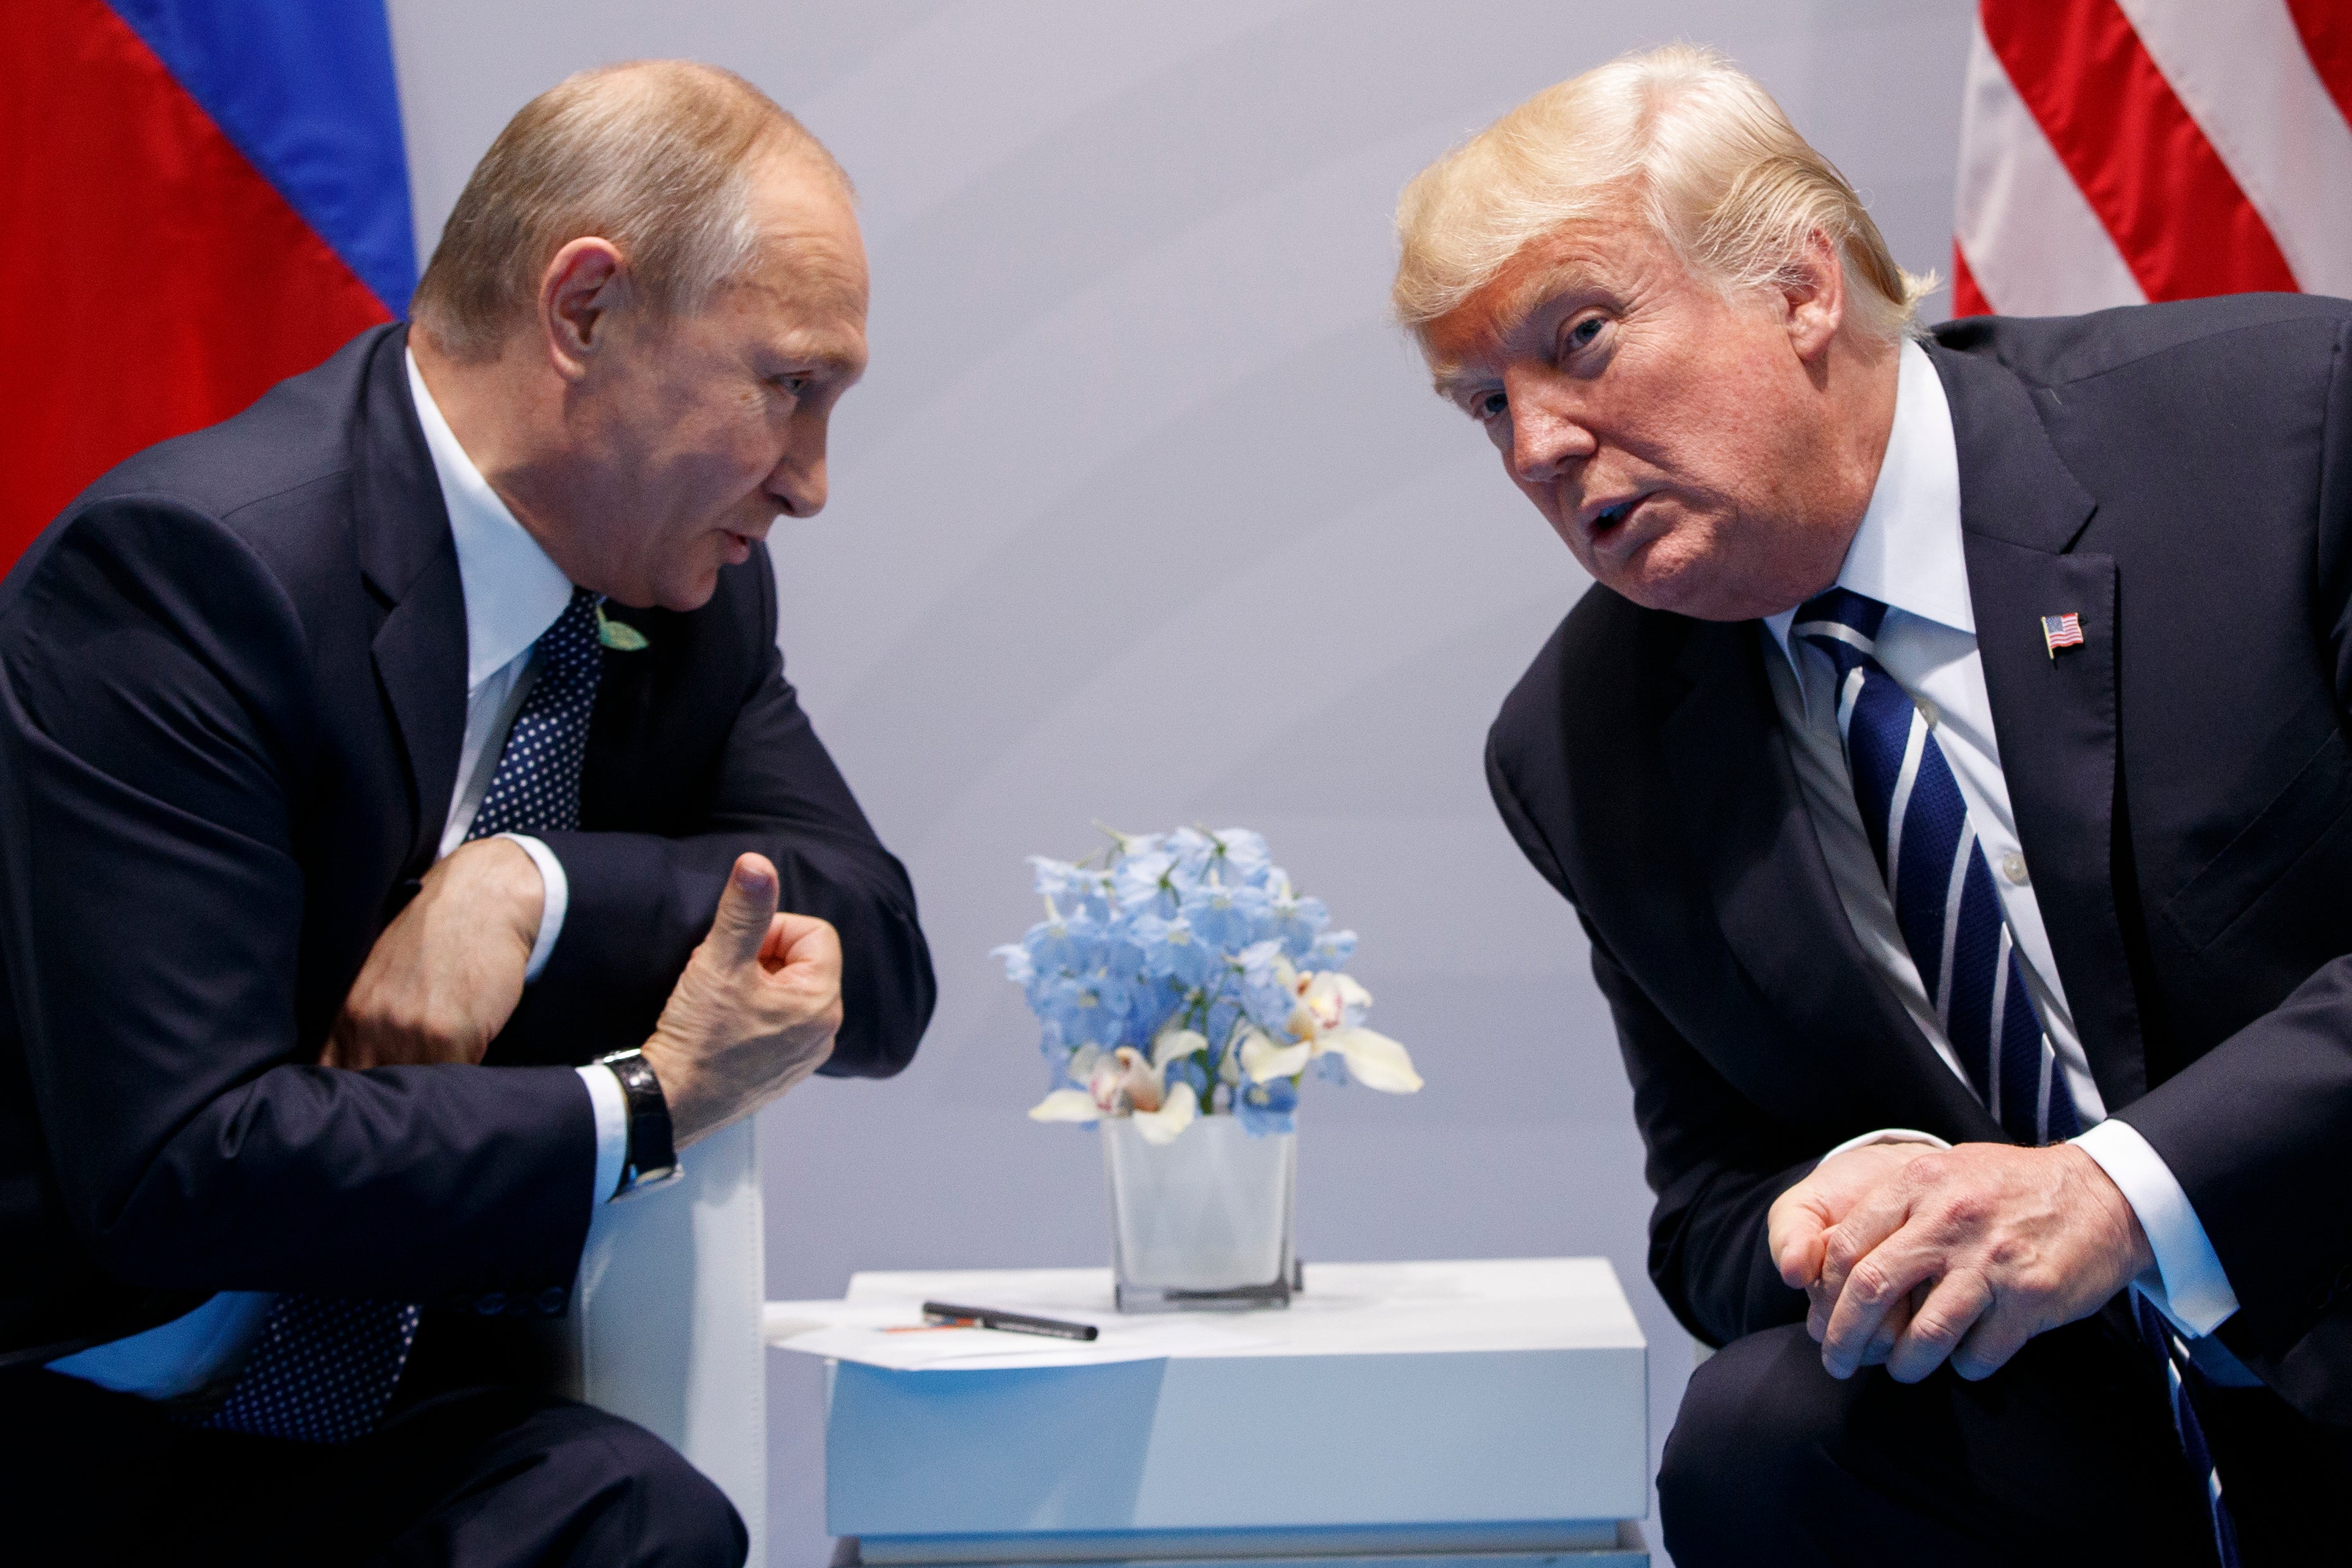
left=768, top=415, right=830, bottom=518
left=1505, top=376, right=1595, bottom=486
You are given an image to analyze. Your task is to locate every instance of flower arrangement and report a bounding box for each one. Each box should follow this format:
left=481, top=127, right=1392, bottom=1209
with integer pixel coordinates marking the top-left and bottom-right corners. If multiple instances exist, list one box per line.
left=994, top=826, right=1421, bottom=1145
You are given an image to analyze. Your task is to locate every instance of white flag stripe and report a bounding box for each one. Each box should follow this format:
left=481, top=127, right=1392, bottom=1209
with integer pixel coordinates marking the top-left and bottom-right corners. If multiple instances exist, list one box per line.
left=1955, top=19, right=2147, bottom=316
left=2115, top=0, right=2352, bottom=298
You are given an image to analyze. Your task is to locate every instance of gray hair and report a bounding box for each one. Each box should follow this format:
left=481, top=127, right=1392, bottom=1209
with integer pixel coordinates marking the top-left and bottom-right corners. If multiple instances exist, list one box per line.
left=411, top=60, right=849, bottom=360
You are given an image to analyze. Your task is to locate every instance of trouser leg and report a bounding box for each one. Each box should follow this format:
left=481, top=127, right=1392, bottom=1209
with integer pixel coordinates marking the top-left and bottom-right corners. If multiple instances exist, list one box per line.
left=302, top=1384, right=748, bottom=1568
left=1659, top=1314, right=2214, bottom=1568
left=0, top=1366, right=743, bottom=1568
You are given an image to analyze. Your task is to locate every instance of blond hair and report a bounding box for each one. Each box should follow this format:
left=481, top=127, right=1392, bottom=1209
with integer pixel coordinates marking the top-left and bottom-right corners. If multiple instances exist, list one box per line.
left=412, top=60, right=849, bottom=360
left=1393, top=44, right=1931, bottom=348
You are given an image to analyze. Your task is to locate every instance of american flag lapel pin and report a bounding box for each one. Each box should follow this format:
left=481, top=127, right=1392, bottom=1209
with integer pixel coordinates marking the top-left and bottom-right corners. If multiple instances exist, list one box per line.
left=2041, top=612, right=2085, bottom=660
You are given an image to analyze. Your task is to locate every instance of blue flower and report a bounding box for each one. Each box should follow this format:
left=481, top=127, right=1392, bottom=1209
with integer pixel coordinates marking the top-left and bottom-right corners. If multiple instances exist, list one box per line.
left=1113, top=850, right=1183, bottom=917
left=1234, top=940, right=1299, bottom=1032
left=1266, top=885, right=1330, bottom=960
left=1310, top=929, right=1358, bottom=967
left=1130, top=913, right=1219, bottom=987
left=1181, top=880, right=1270, bottom=951
left=1235, top=1076, right=1297, bottom=1136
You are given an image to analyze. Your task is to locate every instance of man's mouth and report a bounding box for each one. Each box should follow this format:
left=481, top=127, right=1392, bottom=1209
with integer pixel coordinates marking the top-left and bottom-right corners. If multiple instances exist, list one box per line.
left=1582, top=494, right=1647, bottom=543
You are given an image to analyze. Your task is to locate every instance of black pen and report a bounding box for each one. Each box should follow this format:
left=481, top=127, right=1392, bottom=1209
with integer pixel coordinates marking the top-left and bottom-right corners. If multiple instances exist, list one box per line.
left=921, top=1300, right=1100, bottom=1341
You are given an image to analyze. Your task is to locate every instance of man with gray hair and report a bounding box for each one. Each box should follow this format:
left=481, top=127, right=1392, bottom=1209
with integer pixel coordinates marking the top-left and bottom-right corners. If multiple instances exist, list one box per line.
left=0, top=60, right=932, bottom=1565
left=1399, top=43, right=2351, bottom=1566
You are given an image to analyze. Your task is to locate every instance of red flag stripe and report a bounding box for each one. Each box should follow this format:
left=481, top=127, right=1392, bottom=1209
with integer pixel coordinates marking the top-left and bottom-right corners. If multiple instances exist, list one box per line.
left=1982, top=0, right=2298, bottom=302
left=0, top=0, right=390, bottom=560
left=1950, top=241, right=1991, bottom=318
left=2288, top=0, right=2352, bottom=134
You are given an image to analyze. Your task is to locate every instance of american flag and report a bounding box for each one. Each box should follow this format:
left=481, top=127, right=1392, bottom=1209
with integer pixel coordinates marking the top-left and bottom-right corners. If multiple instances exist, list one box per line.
left=2043, top=612, right=2087, bottom=656
left=1955, top=0, right=2352, bottom=315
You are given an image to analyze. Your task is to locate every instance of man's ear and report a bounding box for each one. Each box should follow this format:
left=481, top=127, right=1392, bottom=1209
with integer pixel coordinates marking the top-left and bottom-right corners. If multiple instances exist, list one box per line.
left=1781, top=227, right=1846, bottom=364
left=538, top=237, right=630, bottom=381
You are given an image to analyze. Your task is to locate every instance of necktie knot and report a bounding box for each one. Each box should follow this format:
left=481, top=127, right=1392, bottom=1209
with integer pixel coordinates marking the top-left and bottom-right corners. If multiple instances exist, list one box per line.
left=1793, top=588, right=1889, bottom=675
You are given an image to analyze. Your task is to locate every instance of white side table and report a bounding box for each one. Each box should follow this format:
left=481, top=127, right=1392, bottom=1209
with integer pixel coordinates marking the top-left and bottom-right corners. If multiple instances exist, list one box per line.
left=770, top=1257, right=1649, bottom=1566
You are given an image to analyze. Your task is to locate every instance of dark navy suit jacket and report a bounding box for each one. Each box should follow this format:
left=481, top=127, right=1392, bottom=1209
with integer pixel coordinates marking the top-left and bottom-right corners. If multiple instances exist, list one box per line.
left=0, top=324, right=935, bottom=1368
left=1487, top=295, right=2352, bottom=1425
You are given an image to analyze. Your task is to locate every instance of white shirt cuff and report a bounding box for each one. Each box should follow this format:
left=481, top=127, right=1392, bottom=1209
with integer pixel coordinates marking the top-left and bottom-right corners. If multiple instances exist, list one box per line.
left=2072, top=1117, right=2239, bottom=1337
left=576, top=1063, right=630, bottom=1205
left=1822, top=1127, right=1952, bottom=1162
left=497, top=833, right=568, bottom=982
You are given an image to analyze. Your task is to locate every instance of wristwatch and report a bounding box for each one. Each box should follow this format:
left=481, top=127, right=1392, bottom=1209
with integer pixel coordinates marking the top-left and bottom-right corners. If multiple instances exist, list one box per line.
left=594, top=1048, right=682, bottom=1198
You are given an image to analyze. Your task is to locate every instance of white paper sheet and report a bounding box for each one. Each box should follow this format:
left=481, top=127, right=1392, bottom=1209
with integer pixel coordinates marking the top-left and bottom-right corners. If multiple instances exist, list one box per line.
left=763, top=1298, right=1267, bottom=1371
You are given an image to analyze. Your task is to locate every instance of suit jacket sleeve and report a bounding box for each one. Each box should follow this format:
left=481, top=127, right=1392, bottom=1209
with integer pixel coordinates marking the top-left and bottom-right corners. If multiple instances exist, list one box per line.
left=0, top=501, right=593, bottom=1301
left=1487, top=727, right=1813, bottom=1348
left=516, top=550, right=934, bottom=1078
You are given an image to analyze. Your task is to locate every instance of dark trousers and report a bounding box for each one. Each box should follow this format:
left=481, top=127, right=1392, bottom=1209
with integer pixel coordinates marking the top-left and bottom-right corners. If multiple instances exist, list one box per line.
left=1661, top=1311, right=2352, bottom=1568
left=0, top=1326, right=746, bottom=1567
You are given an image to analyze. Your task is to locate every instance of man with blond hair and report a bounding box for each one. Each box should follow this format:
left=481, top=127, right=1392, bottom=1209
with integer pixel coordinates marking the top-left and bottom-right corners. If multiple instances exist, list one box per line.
left=0, top=60, right=933, bottom=1565
left=1398, top=42, right=2352, bottom=1567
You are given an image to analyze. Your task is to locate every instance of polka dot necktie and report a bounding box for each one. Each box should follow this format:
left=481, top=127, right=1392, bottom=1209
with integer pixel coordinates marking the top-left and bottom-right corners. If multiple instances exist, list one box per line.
left=465, top=586, right=606, bottom=841
left=1797, top=588, right=2238, bottom=1566
left=198, top=588, right=606, bottom=1445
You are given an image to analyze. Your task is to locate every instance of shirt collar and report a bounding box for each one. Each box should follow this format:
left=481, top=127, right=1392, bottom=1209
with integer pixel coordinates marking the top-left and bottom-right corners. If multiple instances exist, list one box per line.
left=1764, top=338, right=1969, bottom=666
left=405, top=347, right=576, bottom=692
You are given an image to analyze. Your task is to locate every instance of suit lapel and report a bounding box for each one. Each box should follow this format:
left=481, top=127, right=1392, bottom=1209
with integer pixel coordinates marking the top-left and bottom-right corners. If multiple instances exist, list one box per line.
left=354, top=327, right=467, bottom=876
left=1933, top=343, right=2148, bottom=1112
left=1662, top=619, right=2003, bottom=1138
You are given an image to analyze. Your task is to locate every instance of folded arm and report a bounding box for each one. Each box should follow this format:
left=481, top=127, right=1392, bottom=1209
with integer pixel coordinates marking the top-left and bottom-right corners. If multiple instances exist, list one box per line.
left=0, top=502, right=595, bottom=1301
left=496, top=562, right=933, bottom=1078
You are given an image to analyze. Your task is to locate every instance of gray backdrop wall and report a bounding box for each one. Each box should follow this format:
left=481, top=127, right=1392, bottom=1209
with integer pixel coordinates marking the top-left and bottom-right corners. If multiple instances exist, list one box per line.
left=382, top=4, right=1976, bottom=1563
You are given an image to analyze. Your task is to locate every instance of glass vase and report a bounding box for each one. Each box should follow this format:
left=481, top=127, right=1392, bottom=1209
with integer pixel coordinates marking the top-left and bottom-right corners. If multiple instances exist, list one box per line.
left=1102, top=1114, right=1294, bottom=1312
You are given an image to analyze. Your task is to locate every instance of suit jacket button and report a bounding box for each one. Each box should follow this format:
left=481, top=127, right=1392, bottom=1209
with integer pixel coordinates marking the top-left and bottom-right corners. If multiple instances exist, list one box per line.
left=537, top=1286, right=568, bottom=1314
left=475, top=1292, right=508, bottom=1316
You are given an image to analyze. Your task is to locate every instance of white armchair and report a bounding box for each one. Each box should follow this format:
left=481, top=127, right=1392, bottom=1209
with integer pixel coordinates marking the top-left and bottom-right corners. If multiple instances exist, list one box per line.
left=541, top=1117, right=770, bottom=1560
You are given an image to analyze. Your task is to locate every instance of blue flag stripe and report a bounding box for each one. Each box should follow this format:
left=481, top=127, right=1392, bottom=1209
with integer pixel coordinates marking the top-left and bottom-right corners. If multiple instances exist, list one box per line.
left=102, top=0, right=415, bottom=316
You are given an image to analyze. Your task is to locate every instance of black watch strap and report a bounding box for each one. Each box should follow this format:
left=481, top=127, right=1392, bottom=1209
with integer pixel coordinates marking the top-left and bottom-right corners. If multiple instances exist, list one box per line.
left=595, top=1048, right=680, bottom=1197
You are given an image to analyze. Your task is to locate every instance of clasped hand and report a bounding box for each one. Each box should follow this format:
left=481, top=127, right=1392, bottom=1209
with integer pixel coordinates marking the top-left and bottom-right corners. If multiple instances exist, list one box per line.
left=1766, top=1140, right=2153, bottom=1383
left=326, top=842, right=841, bottom=1148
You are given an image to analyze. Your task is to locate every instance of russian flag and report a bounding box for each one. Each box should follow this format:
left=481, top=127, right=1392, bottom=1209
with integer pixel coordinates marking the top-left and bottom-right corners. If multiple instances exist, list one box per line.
left=0, top=0, right=414, bottom=566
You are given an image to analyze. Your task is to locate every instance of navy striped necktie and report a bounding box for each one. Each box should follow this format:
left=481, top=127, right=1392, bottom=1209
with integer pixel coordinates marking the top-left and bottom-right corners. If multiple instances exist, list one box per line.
left=1795, top=587, right=2238, bottom=1567
left=1794, top=588, right=2077, bottom=1145
left=194, top=588, right=606, bottom=1445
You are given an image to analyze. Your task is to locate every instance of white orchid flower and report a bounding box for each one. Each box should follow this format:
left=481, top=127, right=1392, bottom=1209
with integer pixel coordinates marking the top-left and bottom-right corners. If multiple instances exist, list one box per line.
left=1087, top=1052, right=1129, bottom=1113
left=1130, top=1080, right=1199, bottom=1144
left=1319, top=1025, right=1423, bottom=1093
left=1151, top=1027, right=1207, bottom=1071
left=1236, top=1023, right=1310, bottom=1084
left=1111, top=1045, right=1165, bottom=1112
left=1291, top=971, right=1371, bottom=1038
left=1028, top=1088, right=1101, bottom=1123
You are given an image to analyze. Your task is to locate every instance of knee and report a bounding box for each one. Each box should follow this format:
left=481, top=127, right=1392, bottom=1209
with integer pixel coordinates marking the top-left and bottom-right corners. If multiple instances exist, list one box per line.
left=579, top=1417, right=748, bottom=1568
left=1659, top=1325, right=1845, bottom=1565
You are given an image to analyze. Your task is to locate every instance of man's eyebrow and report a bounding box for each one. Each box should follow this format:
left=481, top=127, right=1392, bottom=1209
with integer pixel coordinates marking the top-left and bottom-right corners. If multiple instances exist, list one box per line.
left=1426, top=259, right=1606, bottom=404
left=1430, top=362, right=1484, bottom=404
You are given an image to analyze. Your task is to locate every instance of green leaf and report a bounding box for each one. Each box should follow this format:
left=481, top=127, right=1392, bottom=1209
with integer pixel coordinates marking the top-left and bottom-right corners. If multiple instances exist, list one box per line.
left=596, top=607, right=650, bottom=651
